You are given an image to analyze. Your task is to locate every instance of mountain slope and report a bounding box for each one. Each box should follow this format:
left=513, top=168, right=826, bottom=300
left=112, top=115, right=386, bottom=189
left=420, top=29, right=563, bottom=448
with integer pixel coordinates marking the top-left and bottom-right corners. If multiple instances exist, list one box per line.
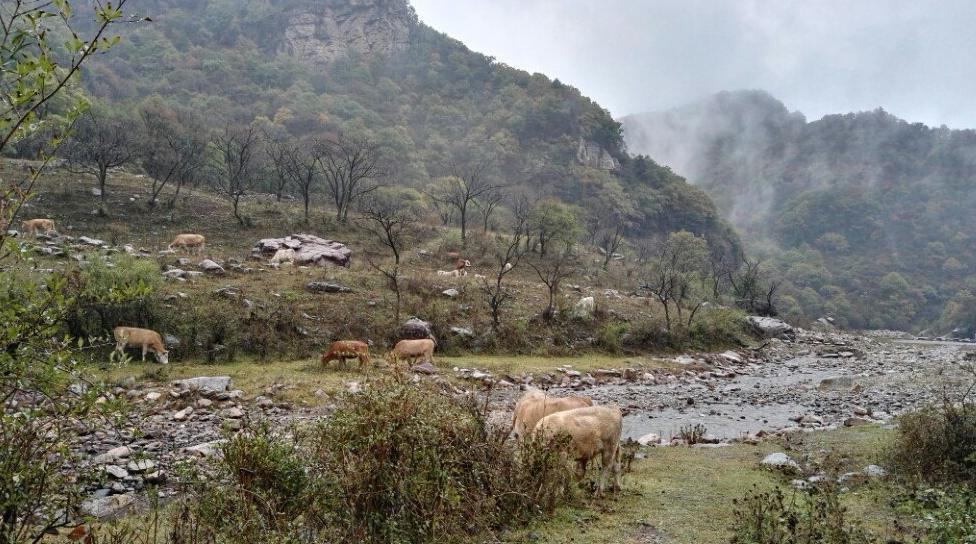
left=621, top=91, right=976, bottom=332
left=64, top=0, right=738, bottom=257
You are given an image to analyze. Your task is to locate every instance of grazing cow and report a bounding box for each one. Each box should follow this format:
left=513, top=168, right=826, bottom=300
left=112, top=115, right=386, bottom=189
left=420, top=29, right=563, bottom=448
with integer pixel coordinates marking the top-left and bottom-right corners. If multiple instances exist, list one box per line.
left=512, top=388, right=593, bottom=439
left=168, top=233, right=206, bottom=255
left=320, top=340, right=371, bottom=369
left=113, top=326, right=169, bottom=364
left=436, top=269, right=463, bottom=278
left=534, top=405, right=623, bottom=494
left=454, top=258, right=472, bottom=271
left=21, top=218, right=56, bottom=237
left=270, top=248, right=296, bottom=266
left=386, top=338, right=435, bottom=367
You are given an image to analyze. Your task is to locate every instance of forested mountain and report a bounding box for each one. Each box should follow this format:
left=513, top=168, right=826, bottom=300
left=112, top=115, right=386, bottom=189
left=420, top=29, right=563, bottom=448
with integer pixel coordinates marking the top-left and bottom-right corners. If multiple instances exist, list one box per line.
left=622, top=90, right=976, bottom=333
left=45, top=0, right=738, bottom=258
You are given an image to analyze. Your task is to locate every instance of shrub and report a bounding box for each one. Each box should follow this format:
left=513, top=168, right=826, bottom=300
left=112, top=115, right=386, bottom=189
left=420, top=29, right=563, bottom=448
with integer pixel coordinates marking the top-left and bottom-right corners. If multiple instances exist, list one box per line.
left=891, top=396, right=976, bottom=488
left=172, top=379, right=572, bottom=543
left=905, top=487, right=976, bottom=543
left=64, top=255, right=162, bottom=342
left=730, top=485, right=879, bottom=544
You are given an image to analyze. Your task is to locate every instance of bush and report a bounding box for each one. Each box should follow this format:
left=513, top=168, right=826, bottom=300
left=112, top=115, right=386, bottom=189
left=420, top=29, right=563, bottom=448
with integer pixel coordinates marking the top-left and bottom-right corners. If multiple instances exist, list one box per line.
left=64, top=255, right=162, bottom=342
left=172, top=379, right=572, bottom=543
left=891, top=396, right=976, bottom=488
left=730, top=485, right=879, bottom=544
left=902, top=487, right=976, bottom=544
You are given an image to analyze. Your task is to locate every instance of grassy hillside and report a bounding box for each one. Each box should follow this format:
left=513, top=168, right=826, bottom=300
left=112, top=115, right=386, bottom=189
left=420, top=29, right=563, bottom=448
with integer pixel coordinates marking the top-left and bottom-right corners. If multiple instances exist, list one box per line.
left=622, top=90, right=976, bottom=332
left=37, top=0, right=739, bottom=257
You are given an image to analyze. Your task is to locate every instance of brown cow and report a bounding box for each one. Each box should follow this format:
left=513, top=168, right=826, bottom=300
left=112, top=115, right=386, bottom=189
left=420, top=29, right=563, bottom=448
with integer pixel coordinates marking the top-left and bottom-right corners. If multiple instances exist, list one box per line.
left=21, top=218, right=56, bottom=237
left=386, top=338, right=435, bottom=367
left=454, top=258, right=472, bottom=272
left=321, top=340, right=371, bottom=369
left=168, top=233, right=206, bottom=255
left=534, top=405, right=623, bottom=495
left=512, top=388, right=593, bottom=439
left=113, top=326, right=169, bottom=364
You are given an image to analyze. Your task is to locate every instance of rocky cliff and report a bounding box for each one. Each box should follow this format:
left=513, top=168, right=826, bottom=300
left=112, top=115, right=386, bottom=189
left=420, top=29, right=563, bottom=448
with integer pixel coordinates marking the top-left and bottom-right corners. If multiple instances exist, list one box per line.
left=281, top=0, right=417, bottom=65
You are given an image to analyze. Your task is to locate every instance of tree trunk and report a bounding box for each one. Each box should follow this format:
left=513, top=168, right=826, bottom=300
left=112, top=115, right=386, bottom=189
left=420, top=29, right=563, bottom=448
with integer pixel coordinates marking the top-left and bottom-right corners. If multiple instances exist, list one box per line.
left=98, top=166, right=109, bottom=216
left=459, top=205, right=467, bottom=246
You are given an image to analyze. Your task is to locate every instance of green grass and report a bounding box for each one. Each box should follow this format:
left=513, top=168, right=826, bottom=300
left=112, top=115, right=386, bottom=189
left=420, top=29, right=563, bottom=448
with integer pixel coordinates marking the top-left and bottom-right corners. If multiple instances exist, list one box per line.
left=505, top=427, right=900, bottom=544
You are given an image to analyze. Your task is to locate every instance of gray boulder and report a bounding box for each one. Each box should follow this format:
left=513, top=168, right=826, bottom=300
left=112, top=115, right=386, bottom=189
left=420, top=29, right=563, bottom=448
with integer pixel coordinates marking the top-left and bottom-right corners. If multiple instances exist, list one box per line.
left=306, top=282, right=353, bottom=293
left=80, top=493, right=136, bottom=519
left=400, top=317, right=433, bottom=339
left=747, top=316, right=795, bottom=339
left=442, top=288, right=459, bottom=298
left=172, top=376, right=232, bottom=395
left=252, top=234, right=351, bottom=267
left=198, top=259, right=225, bottom=274
left=573, top=296, right=595, bottom=319
left=761, top=452, right=800, bottom=471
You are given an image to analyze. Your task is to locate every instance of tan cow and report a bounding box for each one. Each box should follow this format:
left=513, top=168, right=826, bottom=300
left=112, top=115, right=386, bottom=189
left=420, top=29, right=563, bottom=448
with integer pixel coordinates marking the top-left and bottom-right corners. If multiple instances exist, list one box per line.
left=321, top=340, right=371, bottom=369
left=168, top=233, right=206, bottom=255
left=21, top=218, right=56, bottom=237
left=512, top=388, right=593, bottom=439
left=534, top=405, right=623, bottom=494
left=113, top=326, right=169, bottom=364
left=386, top=338, right=435, bottom=367
left=436, top=269, right=463, bottom=278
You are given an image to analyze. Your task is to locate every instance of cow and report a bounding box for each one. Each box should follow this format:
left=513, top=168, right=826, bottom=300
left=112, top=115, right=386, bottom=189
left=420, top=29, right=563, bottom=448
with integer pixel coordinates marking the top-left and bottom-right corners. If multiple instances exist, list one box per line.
left=534, top=405, right=623, bottom=495
left=270, top=248, right=296, bottom=266
left=21, top=218, right=56, bottom=237
left=512, top=388, right=593, bottom=439
left=436, top=269, right=463, bottom=278
left=168, top=233, right=206, bottom=255
left=454, top=259, right=472, bottom=272
left=113, top=326, right=169, bottom=364
left=445, top=251, right=461, bottom=261
left=386, top=338, right=435, bottom=367
left=320, top=340, right=371, bottom=369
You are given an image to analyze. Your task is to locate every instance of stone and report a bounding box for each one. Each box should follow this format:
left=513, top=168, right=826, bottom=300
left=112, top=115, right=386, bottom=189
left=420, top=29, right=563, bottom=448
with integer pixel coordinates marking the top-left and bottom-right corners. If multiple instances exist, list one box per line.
left=172, top=407, right=193, bottom=421
left=144, top=391, right=161, bottom=402
left=80, top=493, right=135, bottom=519
left=77, top=236, right=106, bottom=246
left=576, top=138, right=620, bottom=170
left=104, top=465, right=129, bottom=480
left=255, top=396, right=274, bottom=408
left=442, top=288, right=459, bottom=298
left=172, top=376, right=232, bottom=395
left=306, top=282, right=353, bottom=293
left=224, top=419, right=243, bottom=431
left=92, top=446, right=133, bottom=464
left=252, top=234, right=351, bottom=267
left=400, top=317, right=433, bottom=339
left=637, top=433, right=660, bottom=446
left=412, top=362, right=438, bottom=375
left=222, top=407, right=245, bottom=419
left=761, top=452, right=800, bottom=471
left=126, top=459, right=156, bottom=473
left=747, top=316, right=795, bottom=339
left=719, top=351, right=743, bottom=363
left=818, top=376, right=855, bottom=391
left=450, top=326, right=474, bottom=338
left=863, top=465, right=887, bottom=478
left=198, top=259, right=225, bottom=274
left=196, top=398, right=213, bottom=408
left=573, top=296, right=596, bottom=319
left=183, top=441, right=224, bottom=459
left=144, top=471, right=164, bottom=484
left=162, top=269, right=186, bottom=280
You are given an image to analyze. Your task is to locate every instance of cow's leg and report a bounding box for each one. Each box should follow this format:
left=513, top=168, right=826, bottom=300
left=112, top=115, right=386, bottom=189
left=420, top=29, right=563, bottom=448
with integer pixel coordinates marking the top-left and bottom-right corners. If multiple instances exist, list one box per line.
left=141, top=345, right=147, bottom=362
left=115, top=339, right=126, bottom=355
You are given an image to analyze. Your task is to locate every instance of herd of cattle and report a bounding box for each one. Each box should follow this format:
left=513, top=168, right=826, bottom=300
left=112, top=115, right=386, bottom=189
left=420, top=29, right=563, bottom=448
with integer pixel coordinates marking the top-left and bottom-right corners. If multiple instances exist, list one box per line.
left=24, top=222, right=624, bottom=492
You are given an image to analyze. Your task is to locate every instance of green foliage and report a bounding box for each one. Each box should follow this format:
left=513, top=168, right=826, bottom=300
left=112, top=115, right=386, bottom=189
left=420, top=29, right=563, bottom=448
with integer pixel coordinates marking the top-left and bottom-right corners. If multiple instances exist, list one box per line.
left=174, top=379, right=572, bottom=543
left=904, top=488, right=976, bottom=544
left=891, top=394, right=976, bottom=488
left=730, top=485, right=879, bottom=544
left=64, top=255, right=161, bottom=341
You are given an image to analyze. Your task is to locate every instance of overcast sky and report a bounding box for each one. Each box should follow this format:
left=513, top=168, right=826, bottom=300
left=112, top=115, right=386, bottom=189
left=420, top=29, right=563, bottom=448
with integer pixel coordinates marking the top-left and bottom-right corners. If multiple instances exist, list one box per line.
left=410, top=0, right=976, bottom=128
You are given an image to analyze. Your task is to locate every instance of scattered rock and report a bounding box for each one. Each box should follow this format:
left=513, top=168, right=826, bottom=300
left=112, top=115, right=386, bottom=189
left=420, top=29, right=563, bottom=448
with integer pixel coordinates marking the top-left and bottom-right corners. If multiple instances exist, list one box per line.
left=412, top=362, right=438, bottom=375
left=747, top=316, right=795, bottom=339
left=172, top=407, right=193, bottom=421
left=198, top=259, right=225, bottom=274
left=761, top=452, right=800, bottom=471
left=92, top=446, right=133, bottom=464
left=449, top=326, right=474, bottom=338
left=442, top=288, right=459, bottom=298
left=172, top=376, right=232, bottom=395
left=222, top=407, right=245, bottom=419
left=637, top=433, right=660, bottom=446
left=400, top=317, right=433, bottom=339
left=863, top=465, right=887, bottom=478
left=844, top=417, right=872, bottom=427
left=80, top=493, right=135, bottom=519
left=183, top=441, right=224, bottom=459
left=252, top=234, right=351, bottom=267
left=104, top=465, right=129, bottom=480
left=306, top=282, right=353, bottom=293
left=126, top=459, right=156, bottom=473
left=573, top=297, right=595, bottom=319
left=818, top=376, right=855, bottom=391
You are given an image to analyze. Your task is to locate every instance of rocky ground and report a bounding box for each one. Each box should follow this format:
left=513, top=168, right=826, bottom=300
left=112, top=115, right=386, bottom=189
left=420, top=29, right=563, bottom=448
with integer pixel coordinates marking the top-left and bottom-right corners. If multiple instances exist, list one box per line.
left=74, top=325, right=975, bottom=520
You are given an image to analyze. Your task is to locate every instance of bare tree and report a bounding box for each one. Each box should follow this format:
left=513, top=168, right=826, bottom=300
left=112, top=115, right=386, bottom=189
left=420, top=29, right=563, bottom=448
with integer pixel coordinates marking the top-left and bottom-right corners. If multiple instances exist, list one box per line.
left=728, top=258, right=781, bottom=316
left=264, top=132, right=320, bottom=220
left=428, top=158, right=501, bottom=246
left=481, top=200, right=529, bottom=331
left=139, top=104, right=205, bottom=210
left=474, top=186, right=505, bottom=234
left=262, top=130, right=293, bottom=202
left=640, top=231, right=709, bottom=332
left=527, top=239, right=580, bottom=321
left=210, top=125, right=259, bottom=226
left=316, top=134, right=380, bottom=222
left=357, top=189, right=418, bottom=322
left=62, top=108, right=136, bottom=215
left=597, top=222, right=626, bottom=269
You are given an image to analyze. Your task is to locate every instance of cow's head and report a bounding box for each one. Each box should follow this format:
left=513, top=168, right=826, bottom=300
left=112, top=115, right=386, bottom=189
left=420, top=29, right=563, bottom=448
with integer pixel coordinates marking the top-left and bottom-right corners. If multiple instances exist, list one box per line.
left=155, top=350, right=169, bottom=365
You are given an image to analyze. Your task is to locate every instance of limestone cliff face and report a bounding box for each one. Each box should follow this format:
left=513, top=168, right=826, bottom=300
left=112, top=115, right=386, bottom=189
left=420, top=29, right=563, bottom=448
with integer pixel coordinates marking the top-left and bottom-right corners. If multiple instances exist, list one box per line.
left=576, top=138, right=620, bottom=170
left=281, top=0, right=416, bottom=66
